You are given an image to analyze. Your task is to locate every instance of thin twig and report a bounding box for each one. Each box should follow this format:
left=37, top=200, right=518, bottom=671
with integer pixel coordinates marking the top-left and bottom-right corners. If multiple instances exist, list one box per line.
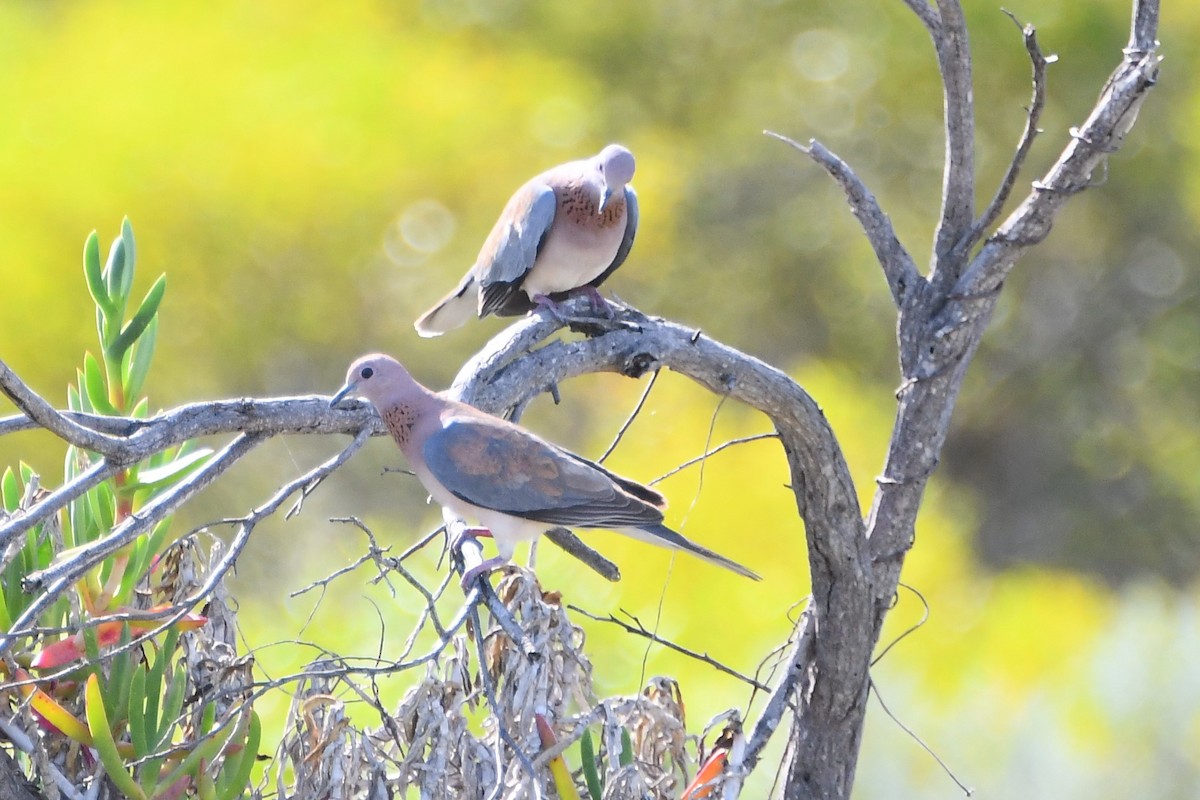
left=0, top=457, right=116, bottom=551
left=598, top=368, right=660, bottom=463
left=766, top=131, right=924, bottom=308
left=958, top=10, right=1053, bottom=256
left=869, top=678, right=972, bottom=795
left=900, top=0, right=940, bottom=31
left=871, top=583, right=930, bottom=666
left=0, top=433, right=266, bottom=657
left=648, top=433, right=778, bottom=487
left=468, top=601, right=541, bottom=800
left=568, top=604, right=769, bottom=692
left=741, top=608, right=814, bottom=772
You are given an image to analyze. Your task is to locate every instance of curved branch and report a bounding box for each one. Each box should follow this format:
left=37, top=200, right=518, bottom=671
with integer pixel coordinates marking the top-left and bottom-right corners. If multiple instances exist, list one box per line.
left=0, top=359, right=130, bottom=460
left=447, top=301, right=874, bottom=792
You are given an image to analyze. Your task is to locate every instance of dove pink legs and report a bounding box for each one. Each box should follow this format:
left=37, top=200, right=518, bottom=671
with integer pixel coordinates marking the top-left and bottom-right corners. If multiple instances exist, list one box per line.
left=531, top=287, right=616, bottom=322
left=451, top=525, right=510, bottom=589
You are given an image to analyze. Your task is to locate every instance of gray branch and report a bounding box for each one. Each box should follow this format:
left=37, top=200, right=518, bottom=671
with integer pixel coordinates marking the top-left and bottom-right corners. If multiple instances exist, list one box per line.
left=447, top=301, right=875, bottom=796
left=0, top=359, right=130, bottom=459
left=926, top=0, right=977, bottom=286
left=959, top=11, right=1052, bottom=257
left=766, top=132, right=924, bottom=308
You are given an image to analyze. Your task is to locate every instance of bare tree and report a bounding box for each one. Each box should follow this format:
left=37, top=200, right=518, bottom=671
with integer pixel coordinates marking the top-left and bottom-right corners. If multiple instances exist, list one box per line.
left=0, top=1, right=1161, bottom=798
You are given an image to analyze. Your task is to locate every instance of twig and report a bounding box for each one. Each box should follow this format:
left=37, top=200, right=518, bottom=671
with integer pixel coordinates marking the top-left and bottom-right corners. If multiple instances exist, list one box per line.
left=869, top=678, right=972, bottom=795
left=871, top=583, right=930, bottom=666
left=0, top=457, right=116, bottom=551
left=927, top=0, right=976, bottom=284
left=648, top=433, right=778, bottom=487
left=568, top=604, right=769, bottom=692
left=446, top=520, right=539, bottom=660
left=900, top=0, right=940, bottom=31
left=542, top=528, right=620, bottom=581
left=468, top=602, right=541, bottom=800
left=741, top=608, right=814, bottom=772
left=0, top=433, right=265, bottom=657
left=765, top=131, right=924, bottom=308
left=957, top=7, right=1160, bottom=297
left=598, top=368, right=660, bottom=463
left=958, top=10, right=1054, bottom=256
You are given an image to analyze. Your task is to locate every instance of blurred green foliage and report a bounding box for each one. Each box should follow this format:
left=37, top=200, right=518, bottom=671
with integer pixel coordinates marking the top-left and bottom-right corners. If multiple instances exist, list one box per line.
left=1, top=0, right=1197, bottom=796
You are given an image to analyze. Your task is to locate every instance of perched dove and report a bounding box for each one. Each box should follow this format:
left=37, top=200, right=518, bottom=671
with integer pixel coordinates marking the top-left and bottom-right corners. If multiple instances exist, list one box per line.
left=331, top=354, right=760, bottom=585
left=414, top=144, right=639, bottom=336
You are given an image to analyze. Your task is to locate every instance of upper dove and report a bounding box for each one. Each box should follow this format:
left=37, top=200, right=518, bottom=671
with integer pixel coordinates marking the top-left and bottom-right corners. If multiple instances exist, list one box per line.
left=414, top=144, right=638, bottom=336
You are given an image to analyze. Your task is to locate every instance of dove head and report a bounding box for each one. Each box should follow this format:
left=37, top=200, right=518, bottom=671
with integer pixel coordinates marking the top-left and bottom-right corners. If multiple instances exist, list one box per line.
left=596, top=144, right=635, bottom=212
left=331, top=353, right=424, bottom=410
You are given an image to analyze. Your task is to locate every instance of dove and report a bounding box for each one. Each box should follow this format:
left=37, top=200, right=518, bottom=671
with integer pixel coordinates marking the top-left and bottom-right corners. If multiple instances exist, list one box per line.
left=330, top=354, right=759, bottom=586
left=414, top=144, right=638, bottom=336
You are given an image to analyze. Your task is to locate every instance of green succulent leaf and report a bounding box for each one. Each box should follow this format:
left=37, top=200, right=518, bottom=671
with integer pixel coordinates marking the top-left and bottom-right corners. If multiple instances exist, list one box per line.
left=85, top=481, right=115, bottom=538
left=128, top=663, right=149, bottom=757
left=67, top=382, right=82, bottom=414
left=0, top=589, right=11, bottom=631
left=143, top=629, right=176, bottom=741
left=119, top=218, right=137, bottom=300
left=1, top=467, right=18, bottom=511
left=155, top=705, right=238, bottom=798
left=156, top=663, right=187, bottom=749
left=580, top=728, right=603, bottom=800
left=105, top=237, right=128, bottom=319
left=106, top=274, right=166, bottom=361
left=83, top=231, right=115, bottom=318
left=128, top=449, right=212, bottom=492
left=123, top=315, right=158, bottom=402
left=83, top=352, right=118, bottom=416
left=85, top=674, right=148, bottom=800
left=107, top=626, right=134, bottom=721
left=73, top=370, right=94, bottom=414
left=619, top=728, right=633, bottom=767
left=125, top=518, right=174, bottom=598
left=98, top=304, right=117, bottom=353
left=215, top=711, right=261, bottom=800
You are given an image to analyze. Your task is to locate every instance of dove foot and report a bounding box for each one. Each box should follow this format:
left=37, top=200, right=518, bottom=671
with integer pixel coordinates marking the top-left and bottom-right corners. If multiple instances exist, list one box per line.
left=531, top=293, right=571, bottom=322
left=576, top=286, right=616, bottom=319
left=451, top=526, right=504, bottom=592
left=460, top=555, right=509, bottom=593
left=532, top=292, right=620, bottom=328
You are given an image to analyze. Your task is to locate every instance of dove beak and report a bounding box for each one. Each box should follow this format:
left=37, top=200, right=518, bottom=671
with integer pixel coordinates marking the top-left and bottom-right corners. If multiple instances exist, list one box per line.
left=329, top=381, right=357, bottom=408
left=598, top=185, right=613, bottom=214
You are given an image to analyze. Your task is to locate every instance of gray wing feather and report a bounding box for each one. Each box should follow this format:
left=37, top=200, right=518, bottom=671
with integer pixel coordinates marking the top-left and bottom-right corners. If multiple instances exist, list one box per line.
left=478, top=183, right=557, bottom=287
left=423, top=417, right=663, bottom=528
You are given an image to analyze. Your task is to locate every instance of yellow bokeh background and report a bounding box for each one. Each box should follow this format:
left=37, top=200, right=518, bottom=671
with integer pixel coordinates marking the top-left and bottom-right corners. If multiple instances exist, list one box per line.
left=3, top=0, right=1199, bottom=797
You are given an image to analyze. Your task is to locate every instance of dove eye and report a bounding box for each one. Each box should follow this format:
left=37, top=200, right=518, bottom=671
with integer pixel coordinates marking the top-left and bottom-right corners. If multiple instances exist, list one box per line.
left=360, top=367, right=374, bottom=380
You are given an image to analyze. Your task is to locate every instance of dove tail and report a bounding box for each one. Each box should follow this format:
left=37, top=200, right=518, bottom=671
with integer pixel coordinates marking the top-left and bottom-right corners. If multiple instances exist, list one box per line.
left=624, top=524, right=761, bottom=580
left=414, top=272, right=478, bottom=337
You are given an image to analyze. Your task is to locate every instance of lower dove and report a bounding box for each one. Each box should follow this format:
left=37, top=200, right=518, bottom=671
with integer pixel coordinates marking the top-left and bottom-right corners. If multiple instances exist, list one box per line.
left=330, top=354, right=760, bottom=586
